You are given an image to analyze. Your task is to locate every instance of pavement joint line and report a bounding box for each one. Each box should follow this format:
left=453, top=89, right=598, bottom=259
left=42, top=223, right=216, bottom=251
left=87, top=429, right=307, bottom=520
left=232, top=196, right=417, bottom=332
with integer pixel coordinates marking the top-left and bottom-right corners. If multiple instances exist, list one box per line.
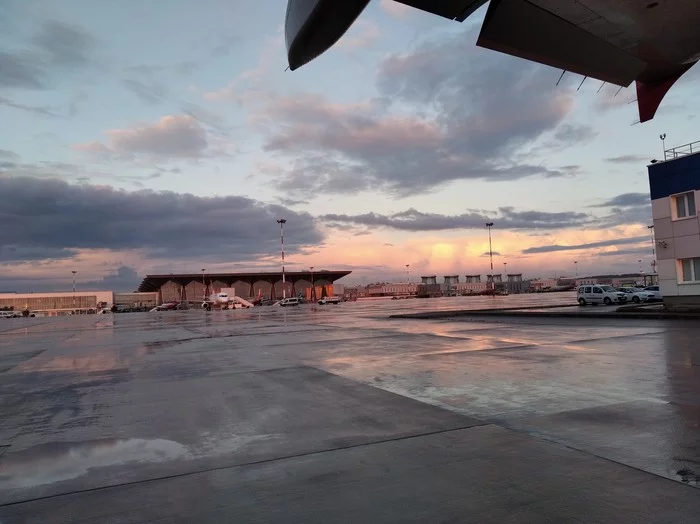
left=538, top=330, right=667, bottom=346
left=490, top=421, right=700, bottom=492
left=0, top=423, right=491, bottom=508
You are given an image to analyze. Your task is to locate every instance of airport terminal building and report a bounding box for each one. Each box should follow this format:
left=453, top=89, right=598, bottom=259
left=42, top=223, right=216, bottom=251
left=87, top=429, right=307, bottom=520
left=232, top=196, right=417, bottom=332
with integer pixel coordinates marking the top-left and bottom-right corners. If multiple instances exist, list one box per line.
left=649, top=141, right=700, bottom=305
left=138, top=270, right=352, bottom=304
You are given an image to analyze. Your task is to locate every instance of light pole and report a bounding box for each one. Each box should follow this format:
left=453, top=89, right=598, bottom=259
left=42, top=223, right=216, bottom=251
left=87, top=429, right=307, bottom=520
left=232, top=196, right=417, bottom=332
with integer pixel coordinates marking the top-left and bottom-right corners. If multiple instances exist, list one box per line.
left=201, top=268, right=206, bottom=301
left=638, top=259, right=643, bottom=275
left=485, top=222, right=494, bottom=295
left=648, top=224, right=656, bottom=273
left=405, top=264, right=410, bottom=283
left=310, top=266, right=315, bottom=302
left=574, top=260, right=578, bottom=278
left=277, top=218, right=287, bottom=299
left=503, top=262, right=507, bottom=276
left=660, top=133, right=667, bottom=160
left=71, top=270, right=77, bottom=311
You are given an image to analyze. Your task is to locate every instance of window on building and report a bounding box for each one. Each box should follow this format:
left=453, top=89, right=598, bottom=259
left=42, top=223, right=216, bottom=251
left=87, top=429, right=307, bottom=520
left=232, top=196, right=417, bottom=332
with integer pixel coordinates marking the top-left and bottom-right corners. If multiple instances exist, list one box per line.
left=673, top=192, right=697, bottom=219
left=679, top=257, right=700, bottom=283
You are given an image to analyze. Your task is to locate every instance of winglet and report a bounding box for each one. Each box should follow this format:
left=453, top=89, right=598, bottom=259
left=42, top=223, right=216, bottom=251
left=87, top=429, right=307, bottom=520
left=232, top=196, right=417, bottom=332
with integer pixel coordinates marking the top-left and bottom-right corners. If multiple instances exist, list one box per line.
left=636, top=62, right=696, bottom=122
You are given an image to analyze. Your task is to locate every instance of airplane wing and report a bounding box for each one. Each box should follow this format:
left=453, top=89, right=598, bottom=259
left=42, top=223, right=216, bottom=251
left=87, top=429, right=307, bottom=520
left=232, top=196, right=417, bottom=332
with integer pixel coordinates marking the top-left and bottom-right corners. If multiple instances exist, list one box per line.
left=285, top=0, right=699, bottom=122
left=474, top=0, right=699, bottom=122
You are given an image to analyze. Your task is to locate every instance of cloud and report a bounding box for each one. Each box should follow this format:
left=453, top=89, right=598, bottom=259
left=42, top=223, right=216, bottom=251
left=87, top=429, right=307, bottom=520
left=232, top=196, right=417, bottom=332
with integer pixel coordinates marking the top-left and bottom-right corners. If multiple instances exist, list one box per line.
left=78, top=266, right=142, bottom=292
left=595, top=84, right=635, bottom=113
left=262, top=28, right=577, bottom=196
left=0, top=51, right=44, bottom=88
left=596, top=247, right=652, bottom=258
left=277, top=197, right=309, bottom=206
left=0, top=176, right=323, bottom=263
left=590, top=192, right=651, bottom=227
left=605, top=154, right=650, bottom=164
left=0, top=95, right=58, bottom=117
left=552, top=124, right=597, bottom=144
left=31, top=20, right=96, bottom=69
left=522, top=236, right=648, bottom=254
left=76, top=115, right=209, bottom=158
left=337, top=20, right=381, bottom=50
left=380, top=0, right=412, bottom=17
left=591, top=193, right=649, bottom=208
left=0, top=246, right=78, bottom=262
left=122, top=78, right=167, bottom=105
left=320, top=207, right=591, bottom=232
left=0, top=149, right=20, bottom=160
left=481, top=252, right=501, bottom=257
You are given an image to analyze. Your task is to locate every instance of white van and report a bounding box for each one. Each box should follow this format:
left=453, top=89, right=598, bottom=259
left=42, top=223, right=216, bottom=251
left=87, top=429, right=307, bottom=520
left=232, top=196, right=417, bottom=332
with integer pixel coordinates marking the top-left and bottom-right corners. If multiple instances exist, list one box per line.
left=577, top=285, right=627, bottom=306
left=279, top=297, right=301, bottom=307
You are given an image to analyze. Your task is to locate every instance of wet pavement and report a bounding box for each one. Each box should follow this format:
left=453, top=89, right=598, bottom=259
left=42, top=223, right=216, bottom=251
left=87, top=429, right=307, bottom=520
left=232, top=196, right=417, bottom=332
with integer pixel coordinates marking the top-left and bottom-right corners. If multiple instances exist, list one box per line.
left=0, top=298, right=699, bottom=522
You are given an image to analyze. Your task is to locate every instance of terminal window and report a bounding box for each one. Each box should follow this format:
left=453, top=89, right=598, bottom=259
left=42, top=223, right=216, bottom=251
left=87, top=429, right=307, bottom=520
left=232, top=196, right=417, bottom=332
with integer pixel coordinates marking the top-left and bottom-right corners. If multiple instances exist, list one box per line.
left=672, top=191, right=696, bottom=219
left=679, top=257, right=700, bottom=283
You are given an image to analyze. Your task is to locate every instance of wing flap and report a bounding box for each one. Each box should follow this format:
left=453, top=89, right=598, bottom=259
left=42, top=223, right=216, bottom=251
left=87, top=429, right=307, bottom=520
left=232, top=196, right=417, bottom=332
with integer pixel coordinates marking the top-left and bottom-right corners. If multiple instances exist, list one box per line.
left=476, top=0, right=645, bottom=86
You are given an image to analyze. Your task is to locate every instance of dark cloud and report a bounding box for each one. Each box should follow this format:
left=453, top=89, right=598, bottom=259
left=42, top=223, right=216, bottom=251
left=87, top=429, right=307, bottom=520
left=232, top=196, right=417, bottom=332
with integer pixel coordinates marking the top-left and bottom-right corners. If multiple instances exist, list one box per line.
left=122, top=78, right=167, bottom=105
left=522, top=236, right=648, bottom=254
left=597, top=247, right=653, bottom=258
left=591, top=192, right=652, bottom=227
left=0, top=149, right=19, bottom=160
left=263, top=27, right=577, bottom=196
left=0, top=95, right=58, bottom=117
left=552, top=125, right=597, bottom=144
left=592, top=193, right=649, bottom=208
left=0, top=176, right=323, bottom=263
left=0, top=246, right=77, bottom=262
left=277, top=197, right=309, bottom=206
left=0, top=51, right=44, bottom=88
left=606, top=155, right=650, bottom=164
left=32, top=21, right=96, bottom=69
left=320, top=207, right=591, bottom=232
left=482, top=252, right=501, bottom=257
left=78, top=266, right=142, bottom=292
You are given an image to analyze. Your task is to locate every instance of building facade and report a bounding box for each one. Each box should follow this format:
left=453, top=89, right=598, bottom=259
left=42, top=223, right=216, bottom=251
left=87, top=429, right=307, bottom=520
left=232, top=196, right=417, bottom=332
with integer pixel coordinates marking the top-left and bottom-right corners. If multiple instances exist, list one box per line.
left=365, top=283, right=418, bottom=297
left=530, top=279, right=558, bottom=292
left=649, top=145, right=700, bottom=305
left=0, top=291, right=113, bottom=314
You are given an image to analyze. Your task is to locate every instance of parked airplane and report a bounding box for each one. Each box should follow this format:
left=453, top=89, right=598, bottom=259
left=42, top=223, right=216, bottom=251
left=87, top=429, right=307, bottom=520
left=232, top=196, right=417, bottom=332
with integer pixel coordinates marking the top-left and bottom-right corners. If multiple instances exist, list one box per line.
left=149, top=301, right=179, bottom=312
left=285, top=0, right=700, bottom=122
left=202, top=292, right=255, bottom=310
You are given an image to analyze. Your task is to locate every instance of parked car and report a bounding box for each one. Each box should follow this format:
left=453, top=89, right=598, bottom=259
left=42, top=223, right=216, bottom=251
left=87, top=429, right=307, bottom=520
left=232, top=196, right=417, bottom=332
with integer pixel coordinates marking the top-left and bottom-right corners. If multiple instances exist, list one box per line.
left=643, top=286, right=663, bottom=301
left=318, top=296, right=341, bottom=305
left=617, top=287, right=655, bottom=303
left=577, top=285, right=627, bottom=306
left=278, top=297, right=301, bottom=307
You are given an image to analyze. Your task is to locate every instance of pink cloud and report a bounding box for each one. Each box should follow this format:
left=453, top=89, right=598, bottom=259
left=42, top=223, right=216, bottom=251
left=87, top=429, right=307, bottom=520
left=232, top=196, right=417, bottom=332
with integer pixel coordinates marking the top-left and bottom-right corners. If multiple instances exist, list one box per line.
left=380, top=0, right=412, bottom=17
left=74, top=115, right=208, bottom=158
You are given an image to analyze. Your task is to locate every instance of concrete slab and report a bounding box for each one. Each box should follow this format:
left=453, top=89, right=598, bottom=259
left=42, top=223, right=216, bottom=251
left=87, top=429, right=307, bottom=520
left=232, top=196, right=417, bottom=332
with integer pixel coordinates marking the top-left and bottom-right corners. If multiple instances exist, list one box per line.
left=504, top=399, right=700, bottom=485
left=0, top=366, right=477, bottom=504
left=1, top=425, right=698, bottom=523
left=0, top=304, right=699, bottom=520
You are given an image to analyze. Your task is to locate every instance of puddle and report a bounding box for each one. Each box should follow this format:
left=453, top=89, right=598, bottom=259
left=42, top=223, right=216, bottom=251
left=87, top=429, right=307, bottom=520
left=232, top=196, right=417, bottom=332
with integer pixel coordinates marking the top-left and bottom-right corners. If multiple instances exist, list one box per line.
left=0, top=438, right=188, bottom=489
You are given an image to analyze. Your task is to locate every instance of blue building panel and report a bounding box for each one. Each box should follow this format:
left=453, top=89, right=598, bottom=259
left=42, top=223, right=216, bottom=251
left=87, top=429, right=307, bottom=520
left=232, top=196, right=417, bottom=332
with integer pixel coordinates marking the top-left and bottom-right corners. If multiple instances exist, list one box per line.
left=648, top=152, right=700, bottom=200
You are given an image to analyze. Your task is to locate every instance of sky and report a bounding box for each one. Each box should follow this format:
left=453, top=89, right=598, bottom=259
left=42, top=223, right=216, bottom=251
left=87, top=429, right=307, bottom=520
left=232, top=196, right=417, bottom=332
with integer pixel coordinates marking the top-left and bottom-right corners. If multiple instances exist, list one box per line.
left=1, top=0, right=699, bottom=292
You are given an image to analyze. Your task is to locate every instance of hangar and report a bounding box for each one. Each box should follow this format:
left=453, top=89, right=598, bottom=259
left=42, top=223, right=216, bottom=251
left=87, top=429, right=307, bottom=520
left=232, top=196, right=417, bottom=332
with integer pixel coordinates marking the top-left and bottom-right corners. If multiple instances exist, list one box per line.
left=138, top=270, right=352, bottom=303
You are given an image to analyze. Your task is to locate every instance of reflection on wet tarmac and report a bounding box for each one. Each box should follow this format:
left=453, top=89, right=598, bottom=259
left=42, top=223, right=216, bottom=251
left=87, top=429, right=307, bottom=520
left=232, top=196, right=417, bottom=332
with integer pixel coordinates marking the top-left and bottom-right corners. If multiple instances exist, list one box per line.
left=0, top=438, right=188, bottom=489
left=0, top=298, right=698, bottom=515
